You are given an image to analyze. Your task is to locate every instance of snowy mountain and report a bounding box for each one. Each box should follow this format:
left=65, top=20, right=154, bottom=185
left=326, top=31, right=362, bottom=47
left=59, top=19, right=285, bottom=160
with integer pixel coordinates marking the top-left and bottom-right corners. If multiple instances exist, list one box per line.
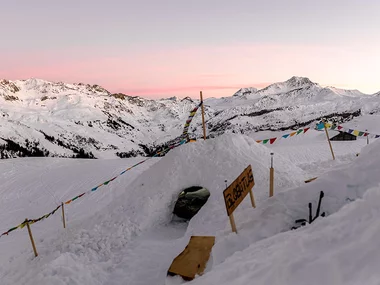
left=0, top=77, right=379, bottom=159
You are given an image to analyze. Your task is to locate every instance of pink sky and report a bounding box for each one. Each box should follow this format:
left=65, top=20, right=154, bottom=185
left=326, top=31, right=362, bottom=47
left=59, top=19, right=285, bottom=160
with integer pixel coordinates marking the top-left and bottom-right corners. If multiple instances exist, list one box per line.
left=1, top=1, right=380, bottom=99
left=2, top=44, right=379, bottom=98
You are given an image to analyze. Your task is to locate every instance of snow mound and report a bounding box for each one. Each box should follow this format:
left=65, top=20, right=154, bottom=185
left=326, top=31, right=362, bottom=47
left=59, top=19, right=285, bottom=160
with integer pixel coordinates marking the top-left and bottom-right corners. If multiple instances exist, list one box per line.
left=2, top=135, right=380, bottom=284
left=122, top=134, right=307, bottom=231
left=0, top=134, right=307, bottom=285
left=191, top=140, right=380, bottom=285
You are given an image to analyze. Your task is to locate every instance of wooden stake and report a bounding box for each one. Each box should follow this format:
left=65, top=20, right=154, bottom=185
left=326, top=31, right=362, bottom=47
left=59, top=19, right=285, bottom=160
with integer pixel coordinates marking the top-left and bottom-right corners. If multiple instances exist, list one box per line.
left=366, top=129, right=369, bottom=145
left=61, top=202, right=66, bottom=229
left=323, top=120, right=335, bottom=160
left=200, top=91, right=207, bottom=140
left=269, top=152, right=274, bottom=197
left=269, top=167, right=274, bottom=197
left=229, top=214, right=237, bottom=233
left=25, top=219, right=38, bottom=257
left=249, top=189, right=256, bottom=208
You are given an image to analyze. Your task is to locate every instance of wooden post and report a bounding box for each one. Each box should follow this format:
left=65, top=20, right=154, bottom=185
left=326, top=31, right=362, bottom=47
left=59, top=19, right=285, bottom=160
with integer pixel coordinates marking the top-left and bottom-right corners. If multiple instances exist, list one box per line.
left=323, top=120, right=335, bottom=160
left=269, top=152, right=274, bottom=197
left=61, top=202, right=66, bottom=229
left=25, top=219, right=38, bottom=257
left=366, top=129, right=369, bottom=145
left=200, top=91, right=207, bottom=140
left=249, top=189, right=256, bottom=208
left=229, top=214, right=237, bottom=233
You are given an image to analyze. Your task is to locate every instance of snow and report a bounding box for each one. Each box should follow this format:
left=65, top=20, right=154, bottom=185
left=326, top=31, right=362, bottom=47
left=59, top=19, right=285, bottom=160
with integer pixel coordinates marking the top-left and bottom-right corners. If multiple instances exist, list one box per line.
left=192, top=140, right=380, bottom=285
left=1, top=77, right=380, bottom=284
left=1, top=119, right=380, bottom=284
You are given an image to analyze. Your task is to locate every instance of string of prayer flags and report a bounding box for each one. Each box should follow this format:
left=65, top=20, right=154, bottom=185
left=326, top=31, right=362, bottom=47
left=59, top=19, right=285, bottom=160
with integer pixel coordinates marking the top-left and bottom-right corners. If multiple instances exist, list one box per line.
left=0, top=136, right=189, bottom=239
left=181, top=102, right=203, bottom=139
left=255, top=127, right=310, bottom=145
left=0, top=101, right=194, bottom=239
left=318, top=122, right=380, bottom=139
left=0, top=204, right=62, bottom=238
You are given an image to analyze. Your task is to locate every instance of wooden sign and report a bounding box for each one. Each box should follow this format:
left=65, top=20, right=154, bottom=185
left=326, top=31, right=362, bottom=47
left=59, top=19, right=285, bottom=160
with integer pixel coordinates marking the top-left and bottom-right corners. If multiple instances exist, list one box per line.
left=223, top=165, right=255, bottom=216
left=168, top=236, right=215, bottom=281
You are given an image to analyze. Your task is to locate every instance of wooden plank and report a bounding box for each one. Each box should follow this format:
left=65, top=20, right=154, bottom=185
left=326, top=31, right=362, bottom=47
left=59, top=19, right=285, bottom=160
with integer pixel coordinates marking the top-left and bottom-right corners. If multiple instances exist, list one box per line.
left=168, top=236, right=215, bottom=280
left=223, top=165, right=255, bottom=216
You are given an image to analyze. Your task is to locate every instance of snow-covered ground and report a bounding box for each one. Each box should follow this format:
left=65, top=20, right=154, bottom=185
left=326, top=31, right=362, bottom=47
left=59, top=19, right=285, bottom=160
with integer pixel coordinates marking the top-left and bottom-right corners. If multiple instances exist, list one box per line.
left=0, top=122, right=380, bottom=284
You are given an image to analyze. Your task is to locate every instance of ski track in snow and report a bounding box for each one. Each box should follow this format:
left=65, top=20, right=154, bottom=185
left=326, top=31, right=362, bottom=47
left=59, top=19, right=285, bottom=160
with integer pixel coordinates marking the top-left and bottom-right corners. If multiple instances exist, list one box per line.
left=0, top=127, right=379, bottom=284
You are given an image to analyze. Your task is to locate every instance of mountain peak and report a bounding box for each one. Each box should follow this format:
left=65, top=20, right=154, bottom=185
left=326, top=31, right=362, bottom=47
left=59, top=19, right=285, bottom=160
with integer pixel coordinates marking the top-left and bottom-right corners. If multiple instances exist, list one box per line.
left=233, top=87, right=258, bottom=97
left=181, top=96, right=194, bottom=102
left=285, top=76, right=315, bottom=87
left=257, top=76, right=317, bottom=96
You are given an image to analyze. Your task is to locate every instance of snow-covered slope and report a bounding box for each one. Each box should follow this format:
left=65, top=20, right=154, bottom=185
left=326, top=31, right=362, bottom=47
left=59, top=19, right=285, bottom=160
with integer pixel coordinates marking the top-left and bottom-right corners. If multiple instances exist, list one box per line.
left=0, top=79, right=201, bottom=159
left=1, top=130, right=380, bottom=284
left=0, top=77, right=379, bottom=159
left=192, top=139, right=380, bottom=285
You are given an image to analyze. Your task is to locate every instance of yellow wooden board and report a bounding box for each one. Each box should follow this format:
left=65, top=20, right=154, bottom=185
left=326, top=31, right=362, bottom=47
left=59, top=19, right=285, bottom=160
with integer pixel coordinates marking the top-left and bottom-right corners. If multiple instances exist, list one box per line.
left=223, top=165, right=255, bottom=216
left=168, top=236, right=215, bottom=280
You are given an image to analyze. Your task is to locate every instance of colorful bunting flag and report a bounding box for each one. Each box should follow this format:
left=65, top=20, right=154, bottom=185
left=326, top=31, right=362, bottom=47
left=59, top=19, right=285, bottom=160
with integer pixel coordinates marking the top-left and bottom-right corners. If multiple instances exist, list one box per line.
left=263, top=139, right=269, bottom=144
left=290, top=132, right=297, bottom=137
left=282, top=134, right=290, bottom=138
left=270, top=138, right=277, bottom=144
left=296, top=129, right=303, bottom=135
left=304, top=127, right=310, bottom=133
left=316, top=123, right=324, bottom=130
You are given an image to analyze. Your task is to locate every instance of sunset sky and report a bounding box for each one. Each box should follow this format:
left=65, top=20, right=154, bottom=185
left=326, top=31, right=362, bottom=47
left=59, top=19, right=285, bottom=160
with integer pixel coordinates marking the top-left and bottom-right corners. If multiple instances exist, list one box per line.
left=1, top=0, right=380, bottom=98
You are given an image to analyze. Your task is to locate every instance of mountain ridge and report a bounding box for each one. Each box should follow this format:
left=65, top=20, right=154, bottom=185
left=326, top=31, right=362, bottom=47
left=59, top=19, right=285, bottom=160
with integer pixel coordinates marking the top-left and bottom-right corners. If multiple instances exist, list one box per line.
left=0, top=76, right=379, bottom=159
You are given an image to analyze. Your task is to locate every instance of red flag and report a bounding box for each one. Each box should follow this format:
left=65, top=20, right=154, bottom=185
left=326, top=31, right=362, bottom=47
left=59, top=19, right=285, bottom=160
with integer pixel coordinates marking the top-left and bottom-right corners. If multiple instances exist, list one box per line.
left=364, top=132, right=368, bottom=137
left=337, top=126, right=343, bottom=130
left=304, top=127, right=310, bottom=133
left=270, top=138, right=277, bottom=144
